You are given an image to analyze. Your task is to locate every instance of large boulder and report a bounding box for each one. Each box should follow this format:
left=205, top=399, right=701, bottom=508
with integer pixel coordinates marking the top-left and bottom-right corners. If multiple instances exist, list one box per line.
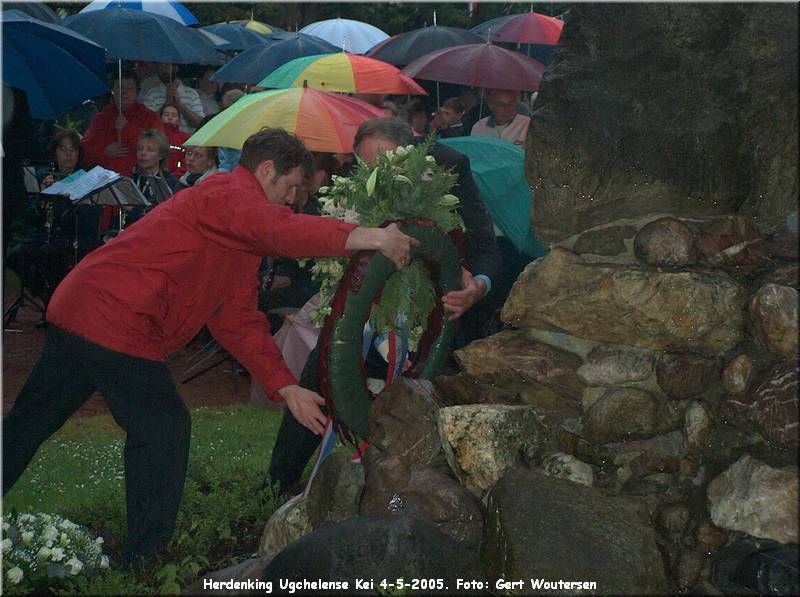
left=707, top=454, right=798, bottom=544
left=360, top=453, right=485, bottom=546
left=437, top=405, right=549, bottom=492
left=502, top=248, right=747, bottom=354
left=749, top=284, right=799, bottom=357
left=720, top=360, right=799, bottom=449
left=527, top=4, right=798, bottom=245
left=583, top=387, right=680, bottom=444
left=367, top=378, right=444, bottom=468
left=261, top=517, right=482, bottom=594
left=453, top=329, right=585, bottom=402
left=485, top=467, right=669, bottom=594
left=577, top=344, right=655, bottom=386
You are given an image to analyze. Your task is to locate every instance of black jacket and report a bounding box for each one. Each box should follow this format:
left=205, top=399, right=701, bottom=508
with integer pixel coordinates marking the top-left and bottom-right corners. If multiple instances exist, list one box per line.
left=428, top=142, right=502, bottom=287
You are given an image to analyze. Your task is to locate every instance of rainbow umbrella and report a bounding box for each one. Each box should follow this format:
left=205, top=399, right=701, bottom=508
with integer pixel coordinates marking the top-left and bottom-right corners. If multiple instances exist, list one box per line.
left=258, top=52, right=426, bottom=95
left=184, top=87, right=386, bottom=153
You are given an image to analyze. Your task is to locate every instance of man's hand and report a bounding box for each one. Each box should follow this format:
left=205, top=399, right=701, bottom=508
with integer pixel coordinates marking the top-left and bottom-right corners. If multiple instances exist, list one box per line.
left=442, top=267, right=487, bottom=320
left=115, top=113, right=127, bottom=130
left=345, top=223, right=419, bottom=270
left=278, top=384, right=327, bottom=435
left=167, top=80, right=181, bottom=104
left=105, top=142, right=129, bottom=158
left=41, top=174, right=55, bottom=189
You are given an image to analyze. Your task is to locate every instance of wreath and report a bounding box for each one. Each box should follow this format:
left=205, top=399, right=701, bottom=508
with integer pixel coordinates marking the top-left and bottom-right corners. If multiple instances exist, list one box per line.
left=307, top=139, right=464, bottom=438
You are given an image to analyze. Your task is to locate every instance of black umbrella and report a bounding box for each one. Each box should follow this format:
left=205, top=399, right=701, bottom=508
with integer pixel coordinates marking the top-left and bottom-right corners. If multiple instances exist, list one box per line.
left=200, top=23, right=270, bottom=52
left=211, top=32, right=339, bottom=85
left=2, top=1, right=59, bottom=24
left=61, top=7, right=222, bottom=64
left=367, top=25, right=483, bottom=66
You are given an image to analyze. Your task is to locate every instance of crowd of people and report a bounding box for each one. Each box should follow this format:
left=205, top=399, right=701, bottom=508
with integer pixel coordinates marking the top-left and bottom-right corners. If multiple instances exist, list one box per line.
left=2, top=58, right=538, bottom=566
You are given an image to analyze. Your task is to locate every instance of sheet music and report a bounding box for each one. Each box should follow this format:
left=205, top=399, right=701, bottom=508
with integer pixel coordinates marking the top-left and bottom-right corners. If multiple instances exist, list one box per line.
left=41, top=166, right=121, bottom=201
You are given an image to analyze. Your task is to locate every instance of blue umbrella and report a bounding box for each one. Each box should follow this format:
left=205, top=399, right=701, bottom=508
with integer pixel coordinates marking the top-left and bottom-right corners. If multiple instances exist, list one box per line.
left=79, top=0, right=199, bottom=26
left=211, top=32, right=339, bottom=85
left=200, top=23, right=270, bottom=52
left=439, top=136, right=548, bottom=257
left=2, top=10, right=108, bottom=119
left=61, top=6, right=221, bottom=64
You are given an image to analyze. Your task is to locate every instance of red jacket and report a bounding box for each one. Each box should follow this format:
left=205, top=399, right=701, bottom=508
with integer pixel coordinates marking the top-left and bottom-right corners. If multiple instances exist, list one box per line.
left=47, top=166, right=357, bottom=399
left=163, top=122, right=190, bottom=177
left=82, top=102, right=164, bottom=176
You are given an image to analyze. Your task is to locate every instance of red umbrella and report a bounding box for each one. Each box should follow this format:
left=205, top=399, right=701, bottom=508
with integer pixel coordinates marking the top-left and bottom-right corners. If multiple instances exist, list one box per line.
left=472, top=12, right=564, bottom=45
left=401, top=43, right=545, bottom=91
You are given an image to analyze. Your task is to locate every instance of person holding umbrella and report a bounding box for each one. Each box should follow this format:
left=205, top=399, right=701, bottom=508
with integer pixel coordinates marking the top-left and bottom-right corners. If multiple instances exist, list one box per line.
left=82, top=67, right=164, bottom=176
left=2, top=128, right=417, bottom=566
left=470, top=88, right=531, bottom=146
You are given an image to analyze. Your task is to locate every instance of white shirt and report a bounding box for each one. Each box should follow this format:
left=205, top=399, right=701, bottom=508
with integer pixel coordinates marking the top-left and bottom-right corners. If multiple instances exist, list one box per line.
left=142, top=83, right=204, bottom=134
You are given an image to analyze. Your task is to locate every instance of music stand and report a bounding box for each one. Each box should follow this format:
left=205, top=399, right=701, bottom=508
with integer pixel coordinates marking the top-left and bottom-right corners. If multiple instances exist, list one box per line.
left=72, top=176, right=150, bottom=231
left=141, top=175, right=174, bottom=204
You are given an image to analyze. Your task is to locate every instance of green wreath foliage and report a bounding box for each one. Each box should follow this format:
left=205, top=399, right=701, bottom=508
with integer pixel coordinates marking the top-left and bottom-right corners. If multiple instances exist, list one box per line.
left=306, top=138, right=464, bottom=346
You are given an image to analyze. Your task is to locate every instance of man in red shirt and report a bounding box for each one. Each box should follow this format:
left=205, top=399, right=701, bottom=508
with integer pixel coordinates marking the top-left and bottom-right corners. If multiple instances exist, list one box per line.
left=82, top=67, right=164, bottom=176
left=2, top=128, right=416, bottom=564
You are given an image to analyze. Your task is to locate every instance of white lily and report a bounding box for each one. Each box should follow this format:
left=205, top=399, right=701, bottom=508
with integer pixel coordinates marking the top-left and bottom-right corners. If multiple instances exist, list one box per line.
left=66, top=557, right=84, bottom=575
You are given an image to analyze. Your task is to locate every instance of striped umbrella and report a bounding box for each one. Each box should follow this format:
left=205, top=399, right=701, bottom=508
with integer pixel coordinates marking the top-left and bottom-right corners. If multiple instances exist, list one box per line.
left=79, top=0, right=198, bottom=26
left=259, top=52, right=426, bottom=95
left=185, top=87, right=386, bottom=153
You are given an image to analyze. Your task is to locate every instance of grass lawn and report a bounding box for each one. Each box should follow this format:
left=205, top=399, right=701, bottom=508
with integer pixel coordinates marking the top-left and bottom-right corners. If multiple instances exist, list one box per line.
left=2, top=404, right=297, bottom=594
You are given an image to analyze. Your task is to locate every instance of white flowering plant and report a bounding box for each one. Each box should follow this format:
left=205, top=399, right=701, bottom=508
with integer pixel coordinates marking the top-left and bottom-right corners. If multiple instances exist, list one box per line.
left=306, top=138, right=464, bottom=345
left=2, top=511, right=109, bottom=593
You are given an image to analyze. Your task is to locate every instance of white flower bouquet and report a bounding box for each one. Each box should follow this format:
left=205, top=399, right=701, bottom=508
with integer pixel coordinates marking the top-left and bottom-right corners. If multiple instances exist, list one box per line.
left=2, top=511, right=109, bottom=592
left=306, top=138, right=464, bottom=346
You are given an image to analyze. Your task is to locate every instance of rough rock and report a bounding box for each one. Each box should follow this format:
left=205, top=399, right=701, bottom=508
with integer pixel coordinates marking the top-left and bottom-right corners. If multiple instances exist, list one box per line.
left=695, top=216, right=771, bottom=267
left=360, top=453, right=484, bottom=546
left=541, top=452, right=594, bottom=487
left=707, top=454, right=799, bottom=544
left=674, top=548, right=706, bottom=592
left=583, top=388, right=680, bottom=444
left=571, top=223, right=639, bottom=256
left=656, top=502, right=692, bottom=542
left=722, top=354, right=754, bottom=395
left=684, top=401, right=714, bottom=453
left=261, top=517, right=482, bottom=593
left=760, top=264, right=800, bottom=289
left=437, top=405, right=548, bottom=492
left=258, top=496, right=311, bottom=558
left=577, top=345, right=655, bottom=386
left=656, top=352, right=723, bottom=399
left=527, top=4, right=798, bottom=245
left=633, top=217, right=698, bottom=267
left=721, top=360, right=799, bottom=449
left=695, top=522, right=727, bottom=555
left=485, top=467, right=669, bottom=594
left=305, top=452, right=365, bottom=528
left=432, top=374, right=520, bottom=407
left=367, top=378, right=444, bottom=468
left=453, top=329, right=585, bottom=402
left=503, top=248, right=747, bottom=354
left=749, top=284, right=799, bottom=356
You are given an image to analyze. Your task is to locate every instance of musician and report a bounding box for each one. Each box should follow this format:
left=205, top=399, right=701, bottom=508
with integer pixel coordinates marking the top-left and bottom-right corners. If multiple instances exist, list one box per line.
left=3, top=128, right=417, bottom=565
left=39, top=130, right=86, bottom=188
left=131, top=128, right=177, bottom=198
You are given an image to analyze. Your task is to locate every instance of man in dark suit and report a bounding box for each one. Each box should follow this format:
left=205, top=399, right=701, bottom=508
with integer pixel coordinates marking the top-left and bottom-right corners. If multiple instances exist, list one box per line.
left=267, top=117, right=501, bottom=494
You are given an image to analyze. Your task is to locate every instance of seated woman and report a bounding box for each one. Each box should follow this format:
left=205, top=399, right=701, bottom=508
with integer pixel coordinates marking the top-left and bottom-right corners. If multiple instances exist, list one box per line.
left=174, top=145, right=217, bottom=191
left=39, top=129, right=86, bottom=188
left=132, top=128, right=177, bottom=202
left=159, top=103, right=190, bottom=178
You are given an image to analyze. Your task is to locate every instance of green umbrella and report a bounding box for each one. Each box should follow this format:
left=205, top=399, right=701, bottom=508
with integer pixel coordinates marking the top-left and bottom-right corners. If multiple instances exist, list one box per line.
left=440, top=136, right=548, bottom=257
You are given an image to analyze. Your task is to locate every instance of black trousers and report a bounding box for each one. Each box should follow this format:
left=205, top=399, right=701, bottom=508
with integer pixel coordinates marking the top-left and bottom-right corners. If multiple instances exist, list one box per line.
left=2, top=326, right=191, bottom=563
left=267, top=345, right=324, bottom=494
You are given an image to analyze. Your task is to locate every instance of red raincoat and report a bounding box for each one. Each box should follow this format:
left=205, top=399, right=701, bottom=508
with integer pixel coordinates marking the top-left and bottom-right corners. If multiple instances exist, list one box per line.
left=47, top=166, right=357, bottom=400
